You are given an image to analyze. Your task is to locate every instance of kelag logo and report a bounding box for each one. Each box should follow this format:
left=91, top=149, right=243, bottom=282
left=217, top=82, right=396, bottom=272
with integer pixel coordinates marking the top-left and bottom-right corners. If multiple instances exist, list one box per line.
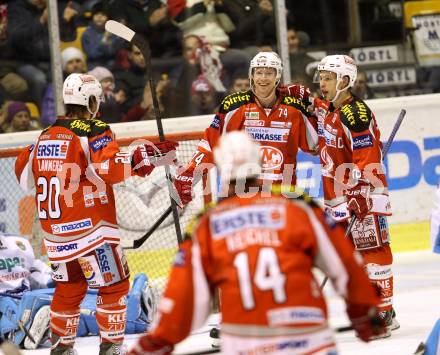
left=295, top=136, right=440, bottom=197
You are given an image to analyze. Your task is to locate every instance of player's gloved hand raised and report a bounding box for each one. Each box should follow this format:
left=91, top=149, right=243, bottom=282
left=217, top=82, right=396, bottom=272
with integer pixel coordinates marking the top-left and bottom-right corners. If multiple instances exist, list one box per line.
left=346, top=180, right=372, bottom=221
left=173, top=167, right=194, bottom=207
left=278, top=84, right=312, bottom=103
left=346, top=304, right=387, bottom=342
left=132, top=140, right=178, bottom=177
left=128, top=335, right=173, bottom=355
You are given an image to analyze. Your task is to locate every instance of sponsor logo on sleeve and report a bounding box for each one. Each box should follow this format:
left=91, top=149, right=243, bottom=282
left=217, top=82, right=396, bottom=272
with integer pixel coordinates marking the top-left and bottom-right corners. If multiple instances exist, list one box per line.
left=89, top=136, right=113, bottom=152
left=210, top=205, right=285, bottom=238
left=245, top=127, right=289, bottom=143
left=210, top=115, right=221, bottom=129
left=36, top=140, right=70, bottom=159
left=353, top=134, right=373, bottom=150
left=51, top=218, right=93, bottom=235
left=84, top=194, right=95, bottom=208
left=99, top=192, right=108, bottom=204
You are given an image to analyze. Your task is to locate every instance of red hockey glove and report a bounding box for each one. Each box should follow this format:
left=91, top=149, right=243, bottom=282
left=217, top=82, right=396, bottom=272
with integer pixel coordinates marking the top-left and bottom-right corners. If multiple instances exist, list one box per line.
left=173, top=168, right=194, bottom=206
left=346, top=304, right=387, bottom=342
left=128, top=335, right=173, bottom=355
left=132, top=140, right=178, bottom=177
left=278, top=83, right=311, bottom=103
left=346, top=180, right=372, bottom=221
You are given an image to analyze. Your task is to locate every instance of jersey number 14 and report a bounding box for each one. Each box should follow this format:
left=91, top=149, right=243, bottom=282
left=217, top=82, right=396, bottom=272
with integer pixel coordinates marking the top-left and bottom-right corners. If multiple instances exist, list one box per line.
left=233, top=247, right=287, bottom=310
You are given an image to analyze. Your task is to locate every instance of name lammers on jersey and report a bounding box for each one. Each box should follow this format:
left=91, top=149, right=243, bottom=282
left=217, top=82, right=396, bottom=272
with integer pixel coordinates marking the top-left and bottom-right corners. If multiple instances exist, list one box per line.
left=37, top=159, right=64, bottom=172
left=210, top=205, right=285, bottom=238
left=36, top=140, right=70, bottom=159
left=51, top=218, right=93, bottom=235
left=245, top=127, right=289, bottom=143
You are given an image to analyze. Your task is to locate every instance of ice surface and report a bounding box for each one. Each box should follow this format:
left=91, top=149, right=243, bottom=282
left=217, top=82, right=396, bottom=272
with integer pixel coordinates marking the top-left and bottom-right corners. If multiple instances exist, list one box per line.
left=23, top=250, right=440, bottom=355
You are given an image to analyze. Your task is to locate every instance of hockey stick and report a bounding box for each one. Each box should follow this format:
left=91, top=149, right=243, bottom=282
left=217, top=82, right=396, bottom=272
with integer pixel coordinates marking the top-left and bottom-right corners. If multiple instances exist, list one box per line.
left=320, top=108, right=406, bottom=289
left=105, top=20, right=183, bottom=245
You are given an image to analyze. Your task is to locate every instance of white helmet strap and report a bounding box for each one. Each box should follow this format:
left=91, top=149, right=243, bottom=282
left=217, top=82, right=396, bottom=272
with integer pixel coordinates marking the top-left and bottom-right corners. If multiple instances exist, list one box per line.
left=330, top=75, right=350, bottom=103
left=86, top=96, right=100, bottom=118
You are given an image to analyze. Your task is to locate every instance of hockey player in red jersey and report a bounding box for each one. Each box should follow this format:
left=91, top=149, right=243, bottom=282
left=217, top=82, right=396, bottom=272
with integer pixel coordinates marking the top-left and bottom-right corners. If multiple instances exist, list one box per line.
left=173, top=51, right=318, bottom=205
left=15, top=73, right=177, bottom=355
left=287, top=54, right=398, bottom=337
left=128, top=131, right=387, bottom=355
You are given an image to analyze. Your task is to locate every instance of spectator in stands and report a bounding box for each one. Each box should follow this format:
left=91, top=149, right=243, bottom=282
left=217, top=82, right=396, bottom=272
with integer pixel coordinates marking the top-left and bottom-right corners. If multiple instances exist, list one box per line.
left=0, top=3, right=29, bottom=103
left=41, top=47, right=87, bottom=127
left=288, top=27, right=315, bottom=84
left=114, top=43, right=150, bottom=114
left=2, top=101, right=41, bottom=133
left=190, top=75, right=216, bottom=115
left=224, top=0, right=277, bottom=56
left=122, top=76, right=171, bottom=122
left=352, top=70, right=376, bottom=100
left=88, top=66, right=124, bottom=123
left=108, top=0, right=182, bottom=58
left=81, top=1, right=125, bottom=69
left=168, top=35, right=202, bottom=117
left=8, top=0, right=80, bottom=108
left=169, top=0, right=249, bottom=87
left=228, top=72, right=249, bottom=93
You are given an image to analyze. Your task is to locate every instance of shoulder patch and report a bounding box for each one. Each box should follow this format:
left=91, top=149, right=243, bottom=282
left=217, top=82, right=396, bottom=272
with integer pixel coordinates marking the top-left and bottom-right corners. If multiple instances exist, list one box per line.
left=89, top=119, right=110, bottom=137
left=219, top=91, right=253, bottom=114
left=281, top=96, right=310, bottom=117
left=52, top=119, right=110, bottom=137
left=339, top=98, right=373, bottom=132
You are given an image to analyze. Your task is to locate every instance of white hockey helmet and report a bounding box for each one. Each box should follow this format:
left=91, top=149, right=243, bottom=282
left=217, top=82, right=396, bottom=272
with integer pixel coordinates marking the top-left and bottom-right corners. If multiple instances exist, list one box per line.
left=315, top=55, right=357, bottom=102
left=249, top=51, right=283, bottom=85
left=214, top=131, right=261, bottom=184
left=63, top=73, right=103, bottom=117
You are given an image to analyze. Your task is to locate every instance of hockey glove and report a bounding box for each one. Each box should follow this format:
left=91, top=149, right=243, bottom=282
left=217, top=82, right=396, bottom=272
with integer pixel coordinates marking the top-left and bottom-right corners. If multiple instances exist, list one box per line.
left=278, top=84, right=312, bottom=103
left=173, top=167, right=194, bottom=207
left=132, top=140, right=178, bottom=177
left=129, top=336, right=173, bottom=355
left=346, top=304, right=387, bottom=342
left=346, top=180, right=372, bottom=221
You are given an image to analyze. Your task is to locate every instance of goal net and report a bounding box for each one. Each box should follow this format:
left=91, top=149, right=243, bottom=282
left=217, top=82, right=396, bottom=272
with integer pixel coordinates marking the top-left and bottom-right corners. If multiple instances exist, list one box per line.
left=0, top=128, right=207, bottom=295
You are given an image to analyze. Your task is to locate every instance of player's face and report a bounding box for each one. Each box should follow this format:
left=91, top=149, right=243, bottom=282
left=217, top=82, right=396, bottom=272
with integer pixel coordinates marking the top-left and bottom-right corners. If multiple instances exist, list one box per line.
left=252, top=67, right=277, bottom=97
left=319, top=71, right=337, bottom=101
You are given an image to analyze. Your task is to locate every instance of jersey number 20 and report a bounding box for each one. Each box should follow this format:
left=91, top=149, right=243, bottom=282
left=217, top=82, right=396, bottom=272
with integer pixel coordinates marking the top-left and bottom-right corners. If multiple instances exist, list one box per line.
left=37, top=176, right=61, bottom=219
left=233, top=247, right=287, bottom=310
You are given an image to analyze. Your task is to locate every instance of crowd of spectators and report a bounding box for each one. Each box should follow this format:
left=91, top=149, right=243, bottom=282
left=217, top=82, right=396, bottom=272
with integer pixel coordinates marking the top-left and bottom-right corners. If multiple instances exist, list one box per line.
left=0, top=0, right=434, bottom=134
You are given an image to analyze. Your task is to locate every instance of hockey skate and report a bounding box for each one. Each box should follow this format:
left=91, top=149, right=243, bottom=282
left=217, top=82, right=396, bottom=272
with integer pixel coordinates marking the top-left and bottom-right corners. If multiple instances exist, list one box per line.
left=413, top=342, right=425, bottom=355
left=24, top=305, right=51, bottom=349
left=387, top=308, right=400, bottom=331
left=99, top=342, right=126, bottom=355
left=209, top=327, right=220, bottom=348
left=50, top=334, right=77, bottom=355
left=368, top=309, right=399, bottom=340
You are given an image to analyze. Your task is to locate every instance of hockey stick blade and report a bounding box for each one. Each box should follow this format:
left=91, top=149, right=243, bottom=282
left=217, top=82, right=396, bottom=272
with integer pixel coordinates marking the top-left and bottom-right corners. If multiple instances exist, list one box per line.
left=122, top=206, right=173, bottom=250
left=320, top=108, right=406, bottom=289
left=105, top=19, right=183, bottom=245
left=105, top=20, right=135, bottom=42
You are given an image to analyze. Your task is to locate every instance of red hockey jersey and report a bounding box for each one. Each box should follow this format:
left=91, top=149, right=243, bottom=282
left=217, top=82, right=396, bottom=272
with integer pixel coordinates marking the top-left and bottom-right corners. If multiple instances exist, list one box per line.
left=15, top=118, right=136, bottom=263
left=313, top=96, right=391, bottom=221
left=139, top=191, right=380, bottom=349
left=184, top=90, right=318, bottom=185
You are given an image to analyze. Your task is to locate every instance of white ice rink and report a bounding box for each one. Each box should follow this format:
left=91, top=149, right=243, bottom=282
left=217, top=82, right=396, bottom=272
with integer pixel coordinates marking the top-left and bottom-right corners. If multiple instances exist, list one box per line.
left=24, top=250, right=440, bottom=355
